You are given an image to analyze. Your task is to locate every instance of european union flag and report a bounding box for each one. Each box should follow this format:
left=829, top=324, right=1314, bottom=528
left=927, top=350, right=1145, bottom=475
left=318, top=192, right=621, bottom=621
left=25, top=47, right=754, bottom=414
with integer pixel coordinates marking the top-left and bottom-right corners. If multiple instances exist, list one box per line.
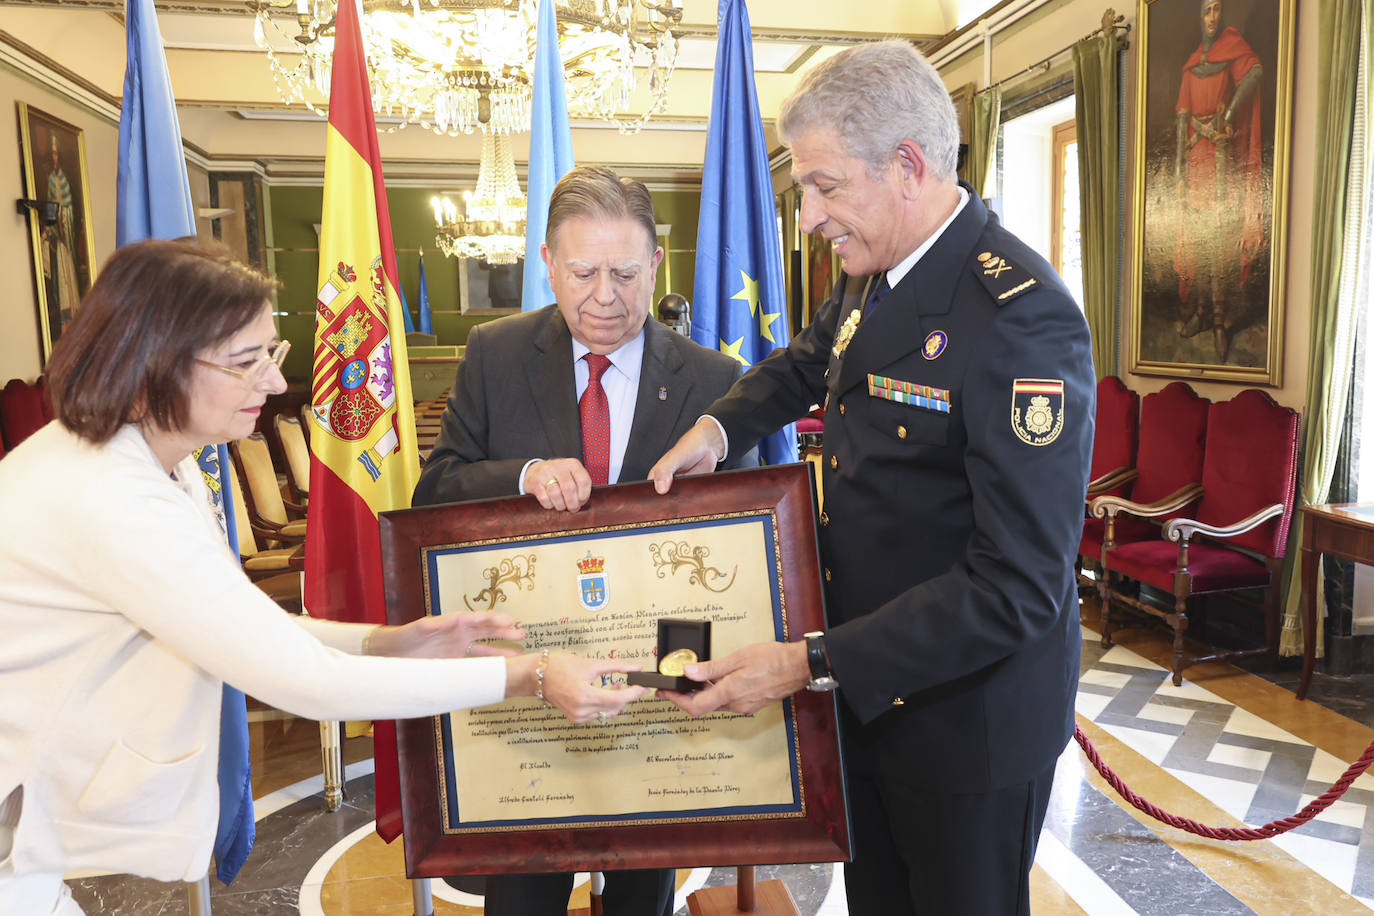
left=417, top=253, right=434, bottom=335
left=521, top=0, right=575, bottom=311
left=692, top=0, right=795, bottom=465
left=117, top=0, right=253, bottom=884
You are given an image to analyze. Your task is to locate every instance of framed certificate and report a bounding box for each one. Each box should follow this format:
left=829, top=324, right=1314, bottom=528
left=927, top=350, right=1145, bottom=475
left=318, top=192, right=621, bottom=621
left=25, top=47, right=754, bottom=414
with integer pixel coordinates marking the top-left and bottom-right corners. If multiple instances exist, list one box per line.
left=379, top=464, right=849, bottom=876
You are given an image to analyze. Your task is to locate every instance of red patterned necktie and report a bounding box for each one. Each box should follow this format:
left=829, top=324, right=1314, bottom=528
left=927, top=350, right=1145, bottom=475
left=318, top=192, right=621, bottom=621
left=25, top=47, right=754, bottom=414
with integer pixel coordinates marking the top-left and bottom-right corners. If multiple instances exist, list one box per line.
left=580, top=353, right=612, bottom=486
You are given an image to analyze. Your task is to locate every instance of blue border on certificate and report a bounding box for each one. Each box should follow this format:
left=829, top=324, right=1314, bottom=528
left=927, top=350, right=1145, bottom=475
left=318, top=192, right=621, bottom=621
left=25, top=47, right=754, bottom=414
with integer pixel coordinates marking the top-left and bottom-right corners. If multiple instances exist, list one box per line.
left=425, top=512, right=801, bottom=831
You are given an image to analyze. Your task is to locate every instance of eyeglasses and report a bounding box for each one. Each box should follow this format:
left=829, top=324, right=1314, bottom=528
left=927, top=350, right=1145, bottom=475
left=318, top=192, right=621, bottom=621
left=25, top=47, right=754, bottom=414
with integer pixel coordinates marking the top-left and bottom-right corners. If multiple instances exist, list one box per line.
left=195, top=339, right=291, bottom=384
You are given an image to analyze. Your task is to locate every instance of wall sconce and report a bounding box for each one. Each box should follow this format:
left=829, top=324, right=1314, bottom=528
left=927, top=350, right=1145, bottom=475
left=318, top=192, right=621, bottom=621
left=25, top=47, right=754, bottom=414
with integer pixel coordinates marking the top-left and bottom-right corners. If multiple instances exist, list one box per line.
left=16, top=198, right=58, bottom=227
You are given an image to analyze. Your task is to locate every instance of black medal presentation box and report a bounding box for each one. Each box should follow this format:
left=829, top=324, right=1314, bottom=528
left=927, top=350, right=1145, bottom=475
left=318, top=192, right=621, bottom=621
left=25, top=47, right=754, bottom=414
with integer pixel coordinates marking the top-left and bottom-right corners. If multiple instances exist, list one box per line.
left=379, top=464, right=850, bottom=878
left=626, top=617, right=711, bottom=692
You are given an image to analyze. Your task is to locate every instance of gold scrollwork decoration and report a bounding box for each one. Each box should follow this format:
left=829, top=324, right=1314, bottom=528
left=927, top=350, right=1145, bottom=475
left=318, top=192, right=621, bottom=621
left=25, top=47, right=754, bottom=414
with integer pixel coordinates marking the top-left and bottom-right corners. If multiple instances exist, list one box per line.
left=464, top=554, right=537, bottom=611
left=648, top=540, right=737, bottom=593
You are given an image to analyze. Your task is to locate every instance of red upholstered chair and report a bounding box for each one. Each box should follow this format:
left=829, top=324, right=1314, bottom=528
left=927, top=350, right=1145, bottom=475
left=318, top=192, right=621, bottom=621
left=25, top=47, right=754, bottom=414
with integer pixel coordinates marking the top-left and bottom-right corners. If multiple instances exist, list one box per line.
left=1099, top=389, right=1300, bottom=686
left=1076, top=377, right=1139, bottom=589
left=1085, top=376, right=1140, bottom=502
left=1083, top=382, right=1210, bottom=616
left=0, top=377, right=51, bottom=452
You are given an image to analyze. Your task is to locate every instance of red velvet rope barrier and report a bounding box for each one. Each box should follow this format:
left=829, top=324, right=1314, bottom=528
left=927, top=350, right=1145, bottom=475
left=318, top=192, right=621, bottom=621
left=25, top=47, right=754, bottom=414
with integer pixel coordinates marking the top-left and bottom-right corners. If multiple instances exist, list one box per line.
left=1074, top=724, right=1374, bottom=840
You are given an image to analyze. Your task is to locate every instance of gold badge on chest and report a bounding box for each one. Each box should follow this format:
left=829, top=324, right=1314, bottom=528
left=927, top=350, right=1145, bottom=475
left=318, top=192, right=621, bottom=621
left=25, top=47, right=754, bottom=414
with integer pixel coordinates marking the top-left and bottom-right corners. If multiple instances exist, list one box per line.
left=832, top=308, right=862, bottom=360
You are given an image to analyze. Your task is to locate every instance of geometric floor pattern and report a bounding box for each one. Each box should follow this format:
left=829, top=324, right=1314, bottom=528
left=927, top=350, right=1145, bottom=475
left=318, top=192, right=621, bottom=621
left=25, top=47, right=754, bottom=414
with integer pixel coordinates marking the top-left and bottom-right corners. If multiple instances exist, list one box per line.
left=65, top=611, right=1374, bottom=915
left=1075, top=642, right=1374, bottom=911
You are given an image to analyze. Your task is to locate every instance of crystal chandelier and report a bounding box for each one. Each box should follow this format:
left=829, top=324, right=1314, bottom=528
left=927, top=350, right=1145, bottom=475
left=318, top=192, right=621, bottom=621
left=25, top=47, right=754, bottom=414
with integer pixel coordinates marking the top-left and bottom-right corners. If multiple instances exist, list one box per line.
left=432, top=128, right=528, bottom=263
left=248, top=0, right=683, bottom=135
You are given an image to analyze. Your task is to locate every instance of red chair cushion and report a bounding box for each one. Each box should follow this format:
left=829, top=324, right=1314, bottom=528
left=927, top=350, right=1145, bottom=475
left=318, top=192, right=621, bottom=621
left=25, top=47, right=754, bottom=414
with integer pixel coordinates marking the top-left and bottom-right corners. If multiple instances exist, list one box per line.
left=1132, top=382, right=1209, bottom=508
left=0, top=378, right=49, bottom=451
left=1105, top=539, right=1273, bottom=594
left=1090, top=376, right=1138, bottom=485
left=1194, top=389, right=1300, bottom=557
left=795, top=417, right=824, bottom=434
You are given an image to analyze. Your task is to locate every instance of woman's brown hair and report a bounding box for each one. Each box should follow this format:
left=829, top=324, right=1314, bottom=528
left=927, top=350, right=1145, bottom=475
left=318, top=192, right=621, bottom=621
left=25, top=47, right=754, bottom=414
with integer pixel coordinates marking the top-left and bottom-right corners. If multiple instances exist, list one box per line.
left=45, top=238, right=278, bottom=443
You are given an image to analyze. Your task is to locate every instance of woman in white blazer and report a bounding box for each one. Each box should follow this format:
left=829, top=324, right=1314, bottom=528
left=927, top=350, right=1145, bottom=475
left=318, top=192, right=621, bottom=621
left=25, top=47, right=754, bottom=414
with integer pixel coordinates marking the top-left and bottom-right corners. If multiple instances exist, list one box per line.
left=0, top=239, right=648, bottom=915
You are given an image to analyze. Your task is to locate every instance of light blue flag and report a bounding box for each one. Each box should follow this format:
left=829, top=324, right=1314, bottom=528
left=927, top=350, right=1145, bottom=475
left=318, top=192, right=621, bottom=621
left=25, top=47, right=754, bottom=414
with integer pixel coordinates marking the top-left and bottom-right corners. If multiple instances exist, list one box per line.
left=117, top=0, right=253, bottom=884
left=692, top=0, right=795, bottom=465
left=418, top=254, right=434, bottom=334
left=398, top=275, right=416, bottom=334
left=521, top=0, right=575, bottom=311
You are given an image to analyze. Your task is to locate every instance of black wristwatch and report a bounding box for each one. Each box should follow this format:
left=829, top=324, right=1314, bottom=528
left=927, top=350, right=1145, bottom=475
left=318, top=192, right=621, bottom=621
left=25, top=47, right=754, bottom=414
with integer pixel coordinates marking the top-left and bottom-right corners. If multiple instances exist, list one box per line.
left=803, top=631, right=838, bottom=692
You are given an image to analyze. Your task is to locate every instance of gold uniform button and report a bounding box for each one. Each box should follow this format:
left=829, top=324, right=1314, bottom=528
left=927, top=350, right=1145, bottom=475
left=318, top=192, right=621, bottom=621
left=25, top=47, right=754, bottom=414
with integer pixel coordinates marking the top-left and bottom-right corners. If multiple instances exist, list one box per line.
left=838, top=403, right=846, bottom=416
left=830, top=455, right=838, bottom=471
left=819, top=511, right=829, bottom=527
left=897, top=425, right=908, bottom=439
left=891, top=697, right=905, bottom=706
left=824, top=567, right=832, bottom=582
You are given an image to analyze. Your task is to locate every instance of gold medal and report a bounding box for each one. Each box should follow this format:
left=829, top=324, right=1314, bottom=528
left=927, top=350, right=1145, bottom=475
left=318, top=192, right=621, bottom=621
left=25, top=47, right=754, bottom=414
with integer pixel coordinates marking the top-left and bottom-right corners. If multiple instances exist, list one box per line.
left=658, top=648, right=699, bottom=677
left=832, top=308, right=862, bottom=360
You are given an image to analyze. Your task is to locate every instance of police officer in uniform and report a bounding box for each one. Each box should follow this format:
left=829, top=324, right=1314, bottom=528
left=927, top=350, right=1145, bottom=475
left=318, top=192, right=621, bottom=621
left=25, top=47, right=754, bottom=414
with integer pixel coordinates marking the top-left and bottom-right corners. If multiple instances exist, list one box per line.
left=649, top=40, right=1095, bottom=915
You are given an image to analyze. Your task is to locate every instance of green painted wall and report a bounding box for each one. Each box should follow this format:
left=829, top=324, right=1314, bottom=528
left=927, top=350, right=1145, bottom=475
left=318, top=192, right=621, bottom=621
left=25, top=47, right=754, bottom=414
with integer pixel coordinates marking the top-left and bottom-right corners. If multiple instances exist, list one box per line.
left=267, top=184, right=703, bottom=383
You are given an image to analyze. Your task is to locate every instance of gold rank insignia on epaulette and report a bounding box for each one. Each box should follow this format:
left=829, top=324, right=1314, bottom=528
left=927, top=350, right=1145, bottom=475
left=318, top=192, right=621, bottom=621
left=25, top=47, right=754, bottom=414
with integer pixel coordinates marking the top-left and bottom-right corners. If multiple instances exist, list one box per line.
left=974, top=250, right=1039, bottom=305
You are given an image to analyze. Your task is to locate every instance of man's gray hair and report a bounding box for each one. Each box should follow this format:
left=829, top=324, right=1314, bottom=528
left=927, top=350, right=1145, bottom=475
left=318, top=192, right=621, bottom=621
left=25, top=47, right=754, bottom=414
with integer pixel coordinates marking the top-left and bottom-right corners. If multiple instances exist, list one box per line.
left=546, top=165, right=658, bottom=254
left=777, top=39, right=960, bottom=182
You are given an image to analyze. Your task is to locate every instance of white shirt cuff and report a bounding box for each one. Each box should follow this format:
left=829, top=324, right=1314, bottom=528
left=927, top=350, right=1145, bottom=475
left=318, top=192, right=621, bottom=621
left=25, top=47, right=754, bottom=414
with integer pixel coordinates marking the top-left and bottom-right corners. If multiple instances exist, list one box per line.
left=700, top=415, right=729, bottom=463
left=517, top=458, right=541, bottom=495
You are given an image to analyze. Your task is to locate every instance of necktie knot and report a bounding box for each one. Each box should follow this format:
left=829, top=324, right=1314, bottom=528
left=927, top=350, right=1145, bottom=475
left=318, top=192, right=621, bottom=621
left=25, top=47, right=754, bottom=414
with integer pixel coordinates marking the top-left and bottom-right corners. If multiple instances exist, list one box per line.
left=864, top=274, right=890, bottom=315
left=585, top=353, right=611, bottom=382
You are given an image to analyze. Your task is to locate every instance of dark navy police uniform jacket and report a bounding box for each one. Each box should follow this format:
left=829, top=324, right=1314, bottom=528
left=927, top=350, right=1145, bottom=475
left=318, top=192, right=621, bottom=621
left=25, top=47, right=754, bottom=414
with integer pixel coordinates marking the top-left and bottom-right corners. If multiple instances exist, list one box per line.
left=708, top=185, right=1096, bottom=794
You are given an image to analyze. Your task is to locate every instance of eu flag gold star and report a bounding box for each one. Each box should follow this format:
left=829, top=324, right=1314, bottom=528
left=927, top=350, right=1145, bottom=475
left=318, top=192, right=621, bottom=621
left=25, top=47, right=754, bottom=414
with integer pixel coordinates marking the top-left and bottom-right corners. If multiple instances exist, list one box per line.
left=719, top=336, right=748, bottom=366
left=758, top=307, right=781, bottom=344
left=731, top=270, right=760, bottom=316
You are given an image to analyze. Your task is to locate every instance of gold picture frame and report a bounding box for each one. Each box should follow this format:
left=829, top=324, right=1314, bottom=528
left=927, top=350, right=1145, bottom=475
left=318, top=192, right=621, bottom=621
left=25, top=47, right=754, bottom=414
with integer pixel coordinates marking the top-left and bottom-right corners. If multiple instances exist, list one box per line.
left=17, top=103, right=98, bottom=363
left=1129, top=0, right=1294, bottom=385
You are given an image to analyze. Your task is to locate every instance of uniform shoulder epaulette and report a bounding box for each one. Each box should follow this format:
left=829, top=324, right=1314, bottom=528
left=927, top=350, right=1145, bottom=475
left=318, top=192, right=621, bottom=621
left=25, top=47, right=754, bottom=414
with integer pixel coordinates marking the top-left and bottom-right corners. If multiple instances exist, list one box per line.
left=971, top=250, right=1040, bottom=306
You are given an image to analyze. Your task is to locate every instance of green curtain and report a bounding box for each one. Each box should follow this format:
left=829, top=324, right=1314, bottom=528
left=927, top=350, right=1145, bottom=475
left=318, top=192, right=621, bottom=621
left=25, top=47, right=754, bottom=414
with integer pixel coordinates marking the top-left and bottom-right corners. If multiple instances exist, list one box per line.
left=1279, top=0, right=1370, bottom=657
left=1072, top=29, right=1123, bottom=381
left=968, top=86, right=1001, bottom=197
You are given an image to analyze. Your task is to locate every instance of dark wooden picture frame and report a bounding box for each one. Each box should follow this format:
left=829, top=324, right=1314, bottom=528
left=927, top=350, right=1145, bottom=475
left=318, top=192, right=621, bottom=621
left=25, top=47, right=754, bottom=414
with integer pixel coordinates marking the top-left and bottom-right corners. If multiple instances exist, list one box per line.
left=17, top=102, right=98, bottom=363
left=379, top=464, right=849, bottom=877
left=1129, top=0, right=1294, bottom=384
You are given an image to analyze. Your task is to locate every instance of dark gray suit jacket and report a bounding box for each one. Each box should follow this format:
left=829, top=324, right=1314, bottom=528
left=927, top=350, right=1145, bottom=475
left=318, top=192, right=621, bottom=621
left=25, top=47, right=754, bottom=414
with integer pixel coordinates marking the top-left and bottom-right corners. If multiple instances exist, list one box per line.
left=414, top=305, right=758, bottom=505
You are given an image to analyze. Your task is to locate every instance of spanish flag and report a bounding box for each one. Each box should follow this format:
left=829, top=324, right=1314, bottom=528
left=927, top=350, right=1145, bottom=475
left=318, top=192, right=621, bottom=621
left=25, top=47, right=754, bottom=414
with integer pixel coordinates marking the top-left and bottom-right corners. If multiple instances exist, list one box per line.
left=304, top=0, right=418, bottom=841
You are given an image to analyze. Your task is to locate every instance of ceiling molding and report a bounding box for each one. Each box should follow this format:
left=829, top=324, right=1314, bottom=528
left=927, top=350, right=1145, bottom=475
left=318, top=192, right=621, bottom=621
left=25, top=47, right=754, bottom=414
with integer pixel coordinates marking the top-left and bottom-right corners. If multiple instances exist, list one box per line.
left=924, top=0, right=1053, bottom=71
left=0, top=29, right=120, bottom=122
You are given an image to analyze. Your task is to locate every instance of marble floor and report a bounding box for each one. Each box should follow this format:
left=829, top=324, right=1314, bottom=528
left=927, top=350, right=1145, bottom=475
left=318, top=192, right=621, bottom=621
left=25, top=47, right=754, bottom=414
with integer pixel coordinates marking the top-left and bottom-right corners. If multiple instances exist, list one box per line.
left=65, top=599, right=1374, bottom=915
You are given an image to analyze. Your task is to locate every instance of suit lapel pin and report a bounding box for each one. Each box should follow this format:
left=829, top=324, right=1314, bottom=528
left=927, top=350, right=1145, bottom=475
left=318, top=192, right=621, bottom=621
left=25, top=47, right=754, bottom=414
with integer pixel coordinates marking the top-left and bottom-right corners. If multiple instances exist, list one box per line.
left=658, top=386, right=668, bottom=401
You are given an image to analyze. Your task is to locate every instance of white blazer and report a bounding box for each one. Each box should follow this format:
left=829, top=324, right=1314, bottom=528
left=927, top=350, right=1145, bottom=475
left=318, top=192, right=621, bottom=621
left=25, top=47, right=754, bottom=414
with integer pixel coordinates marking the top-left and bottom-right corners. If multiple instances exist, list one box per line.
left=0, top=423, right=506, bottom=882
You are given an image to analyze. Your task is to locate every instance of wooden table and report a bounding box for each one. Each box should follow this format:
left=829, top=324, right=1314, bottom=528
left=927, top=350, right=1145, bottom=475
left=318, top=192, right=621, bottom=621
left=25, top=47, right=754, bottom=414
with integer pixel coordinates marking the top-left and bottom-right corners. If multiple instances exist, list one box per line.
left=1298, top=503, right=1374, bottom=700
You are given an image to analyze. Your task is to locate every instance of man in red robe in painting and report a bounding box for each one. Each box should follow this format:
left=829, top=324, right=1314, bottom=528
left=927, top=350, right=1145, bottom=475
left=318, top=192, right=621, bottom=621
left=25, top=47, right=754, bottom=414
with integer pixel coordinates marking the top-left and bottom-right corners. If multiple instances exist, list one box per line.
left=1174, top=0, right=1263, bottom=362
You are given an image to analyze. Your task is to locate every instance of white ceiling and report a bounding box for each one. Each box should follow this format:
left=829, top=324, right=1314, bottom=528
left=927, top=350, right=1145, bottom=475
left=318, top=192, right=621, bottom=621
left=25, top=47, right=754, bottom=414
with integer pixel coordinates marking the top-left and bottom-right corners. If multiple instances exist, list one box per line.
left=0, top=0, right=985, bottom=183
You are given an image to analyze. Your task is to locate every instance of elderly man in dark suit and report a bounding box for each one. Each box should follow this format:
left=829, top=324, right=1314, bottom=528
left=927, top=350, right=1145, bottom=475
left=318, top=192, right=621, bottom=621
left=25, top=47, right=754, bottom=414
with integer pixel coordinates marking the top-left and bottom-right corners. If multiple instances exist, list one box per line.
left=414, top=165, right=756, bottom=915
left=650, top=40, right=1095, bottom=916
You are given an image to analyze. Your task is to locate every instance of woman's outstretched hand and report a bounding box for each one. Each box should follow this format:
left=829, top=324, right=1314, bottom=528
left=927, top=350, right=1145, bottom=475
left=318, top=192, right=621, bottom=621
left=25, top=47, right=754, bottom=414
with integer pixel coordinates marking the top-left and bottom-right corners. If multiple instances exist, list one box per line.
left=368, top=611, right=525, bottom=659
left=506, top=651, right=650, bottom=724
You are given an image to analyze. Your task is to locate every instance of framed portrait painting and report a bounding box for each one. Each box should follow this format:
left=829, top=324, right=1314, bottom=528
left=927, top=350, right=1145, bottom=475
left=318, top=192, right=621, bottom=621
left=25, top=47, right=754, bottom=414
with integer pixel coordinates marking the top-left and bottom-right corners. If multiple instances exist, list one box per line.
left=1129, top=0, right=1294, bottom=385
left=17, top=103, right=98, bottom=363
